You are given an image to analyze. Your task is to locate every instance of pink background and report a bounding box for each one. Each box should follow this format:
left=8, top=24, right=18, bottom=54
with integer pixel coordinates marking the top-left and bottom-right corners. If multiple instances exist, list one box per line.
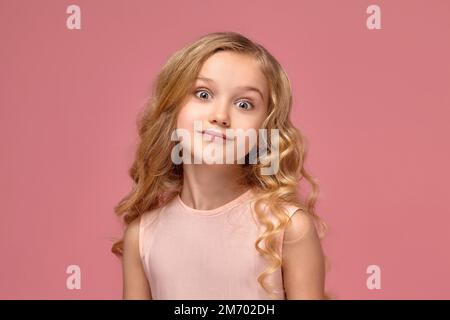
left=1, top=0, right=449, bottom=299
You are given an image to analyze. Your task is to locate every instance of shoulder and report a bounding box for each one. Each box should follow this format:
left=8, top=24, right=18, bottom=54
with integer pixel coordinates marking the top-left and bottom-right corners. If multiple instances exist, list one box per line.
left=122, top=211, right=159, bottom=259
left=283, top=207, right=318, bottom=244
left=122, top=208, right=160, bottom=248
left=123, top=217, right=141, bottom=248
left=282, top=203, right=303, bottom=219
left=131, top=208, right=164, bottom=258
left=140, top=208, right=161, bottom=227
left=121, top=217, right=142, bottom=261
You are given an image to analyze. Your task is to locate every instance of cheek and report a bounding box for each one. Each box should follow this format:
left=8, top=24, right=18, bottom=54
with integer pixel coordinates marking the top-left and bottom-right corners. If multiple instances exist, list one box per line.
left=175, top=103, right=206, bottom=158
left=233, top=106, right=266, bottom=130
left=176, top=103, right=205, bottom=131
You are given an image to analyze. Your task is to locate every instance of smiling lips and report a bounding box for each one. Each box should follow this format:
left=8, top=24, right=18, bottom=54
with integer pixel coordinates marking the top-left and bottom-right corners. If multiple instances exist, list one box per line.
left=200, top=129, right=233, bottom=141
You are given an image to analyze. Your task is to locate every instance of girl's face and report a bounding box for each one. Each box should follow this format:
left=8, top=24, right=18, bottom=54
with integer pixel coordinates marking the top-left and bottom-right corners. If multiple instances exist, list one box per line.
left=176, top=51, right=269, bottom=165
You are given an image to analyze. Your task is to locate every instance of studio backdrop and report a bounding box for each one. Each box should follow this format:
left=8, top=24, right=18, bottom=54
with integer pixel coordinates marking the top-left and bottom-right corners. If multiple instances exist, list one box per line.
left=1, top=0, right=449, bottom=299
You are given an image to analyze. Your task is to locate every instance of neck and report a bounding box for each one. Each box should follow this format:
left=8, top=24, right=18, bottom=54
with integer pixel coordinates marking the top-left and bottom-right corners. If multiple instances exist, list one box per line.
left=179, top=164, right=249, bottom=210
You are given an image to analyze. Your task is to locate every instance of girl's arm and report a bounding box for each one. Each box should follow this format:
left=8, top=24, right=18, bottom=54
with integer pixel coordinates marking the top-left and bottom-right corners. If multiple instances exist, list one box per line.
left=122, top=217, right=152, bottom=299
left=282, top=210, right=326, bottom=299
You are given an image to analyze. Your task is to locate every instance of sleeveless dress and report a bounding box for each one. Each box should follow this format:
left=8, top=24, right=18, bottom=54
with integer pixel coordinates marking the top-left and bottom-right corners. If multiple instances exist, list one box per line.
left=138, top=188, right=300, bottom=300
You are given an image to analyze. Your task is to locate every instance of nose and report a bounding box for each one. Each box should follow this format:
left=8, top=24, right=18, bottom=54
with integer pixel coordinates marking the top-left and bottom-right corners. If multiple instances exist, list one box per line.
left=208, top=102, right=230, bottom=127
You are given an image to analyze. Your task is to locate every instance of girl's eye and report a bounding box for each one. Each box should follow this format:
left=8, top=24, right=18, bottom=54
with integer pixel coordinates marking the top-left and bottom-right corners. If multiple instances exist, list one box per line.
left=237, top=100, right=254, bottom=110
left=194, top=90, right=211, bottom=100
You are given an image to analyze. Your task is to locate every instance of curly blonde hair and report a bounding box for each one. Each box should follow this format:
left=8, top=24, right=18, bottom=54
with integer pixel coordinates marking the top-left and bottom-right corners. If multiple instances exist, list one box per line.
left=112, top=31, right=331, bottom=300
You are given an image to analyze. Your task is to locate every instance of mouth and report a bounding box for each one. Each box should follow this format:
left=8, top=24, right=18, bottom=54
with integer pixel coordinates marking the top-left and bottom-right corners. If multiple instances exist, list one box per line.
left=198, top=129, right=233, bottom=141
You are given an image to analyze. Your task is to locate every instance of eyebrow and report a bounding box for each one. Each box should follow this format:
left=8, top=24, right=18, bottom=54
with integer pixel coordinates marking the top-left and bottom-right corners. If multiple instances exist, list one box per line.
left=196, top=76, right=265, bottom=101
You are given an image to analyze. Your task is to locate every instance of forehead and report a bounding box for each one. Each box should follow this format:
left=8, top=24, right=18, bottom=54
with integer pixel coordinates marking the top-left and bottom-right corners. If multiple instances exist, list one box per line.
left=196, top=51, right=268, bottom=100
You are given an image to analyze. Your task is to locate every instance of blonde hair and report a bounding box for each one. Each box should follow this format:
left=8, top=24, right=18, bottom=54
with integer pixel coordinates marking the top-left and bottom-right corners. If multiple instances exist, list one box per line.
left=112, top=31, right=331, bottom=299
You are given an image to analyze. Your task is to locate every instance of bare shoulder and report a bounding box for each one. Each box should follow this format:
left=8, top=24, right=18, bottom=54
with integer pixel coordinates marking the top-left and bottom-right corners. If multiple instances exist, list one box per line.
left=284, top=209, right=318, bottom=244
left=122, top=215, right=152, bottom=299
left=123, top=216, right=141, bottom=253
left=123, top=208, right=160, bottom=241
left=281, top=209, right=326, bottom=299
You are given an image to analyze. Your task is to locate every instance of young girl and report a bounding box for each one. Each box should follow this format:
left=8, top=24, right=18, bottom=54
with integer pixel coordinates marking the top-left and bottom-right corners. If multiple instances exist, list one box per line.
left=112, top=31, right=330, bottom=300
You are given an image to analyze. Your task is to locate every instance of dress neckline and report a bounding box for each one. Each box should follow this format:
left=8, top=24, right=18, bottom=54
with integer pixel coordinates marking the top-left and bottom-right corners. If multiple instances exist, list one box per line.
left=176, top=188, right=255, bottom=216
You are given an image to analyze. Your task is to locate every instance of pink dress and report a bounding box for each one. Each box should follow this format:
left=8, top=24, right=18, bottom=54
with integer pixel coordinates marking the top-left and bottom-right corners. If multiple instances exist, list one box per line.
left=138, top=188, right=300, bottom=300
